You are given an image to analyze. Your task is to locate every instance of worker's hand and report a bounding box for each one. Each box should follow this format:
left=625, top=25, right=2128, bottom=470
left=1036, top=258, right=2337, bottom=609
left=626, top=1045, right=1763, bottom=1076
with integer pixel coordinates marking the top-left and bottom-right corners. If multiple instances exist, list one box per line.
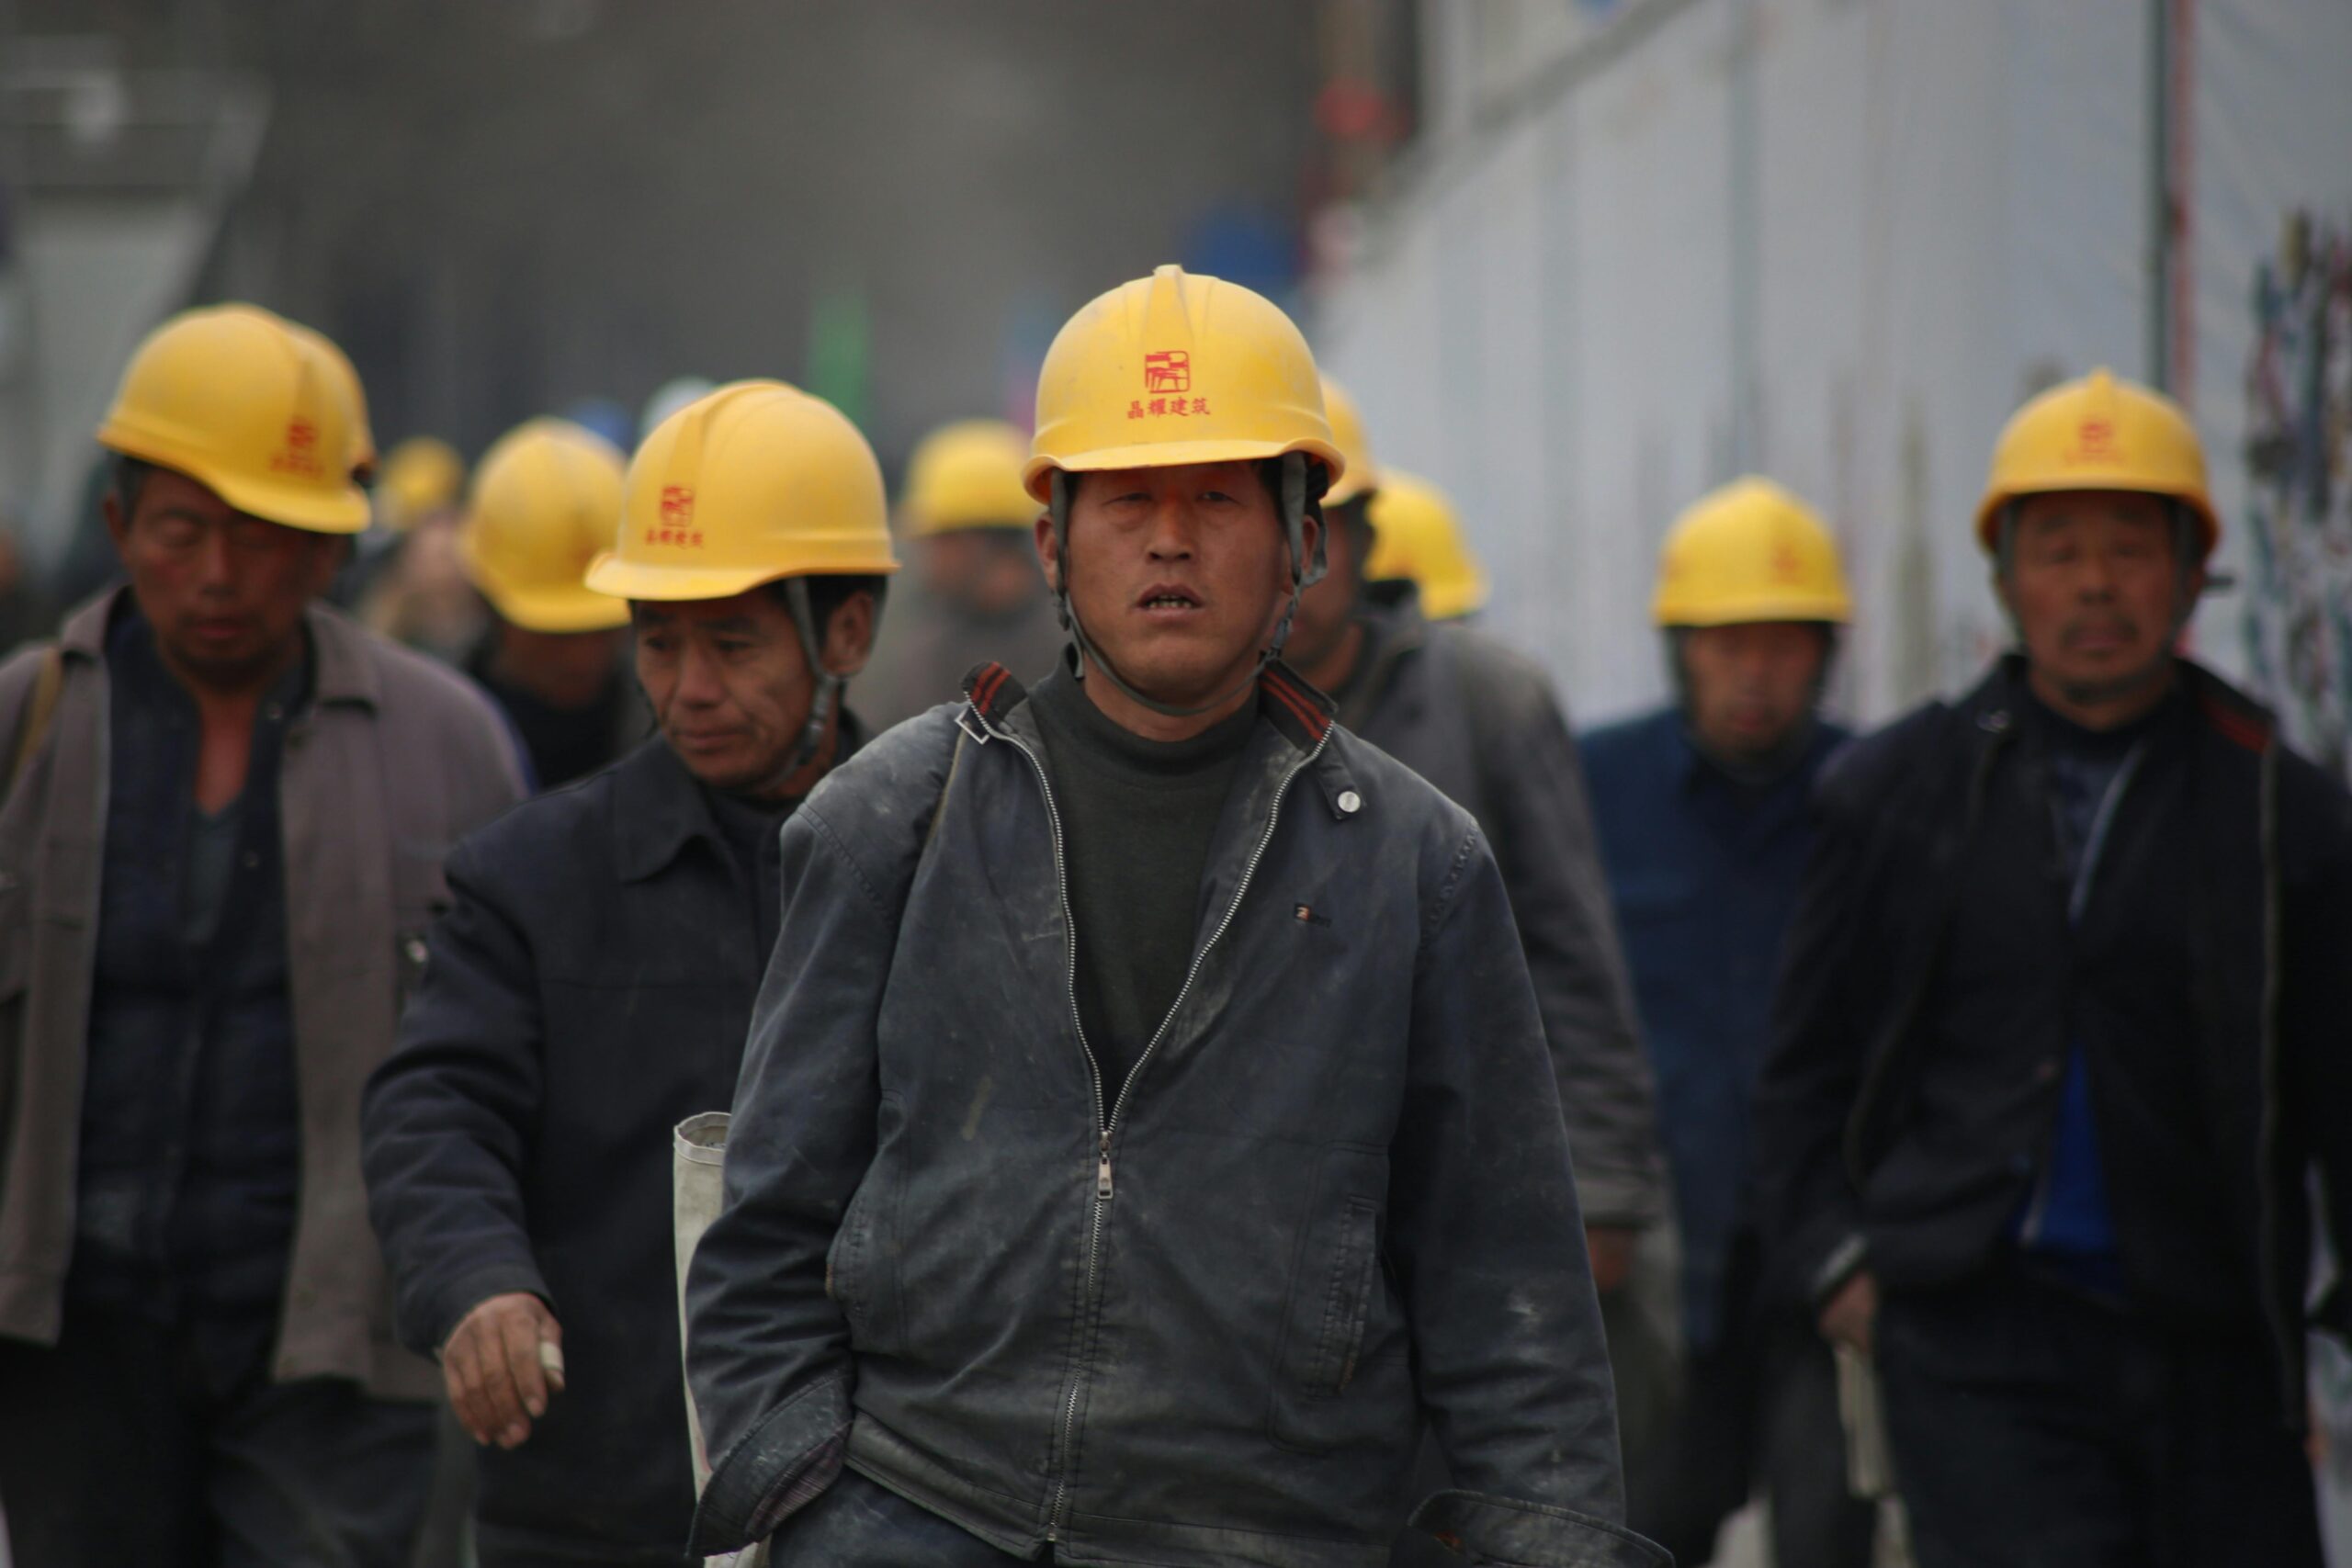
left=443, top=1292, right=565, bottom=1450
left=1817, top=1269, right=1878, bottom=1357
left=1586, top=1225, right=1637, bottom=1295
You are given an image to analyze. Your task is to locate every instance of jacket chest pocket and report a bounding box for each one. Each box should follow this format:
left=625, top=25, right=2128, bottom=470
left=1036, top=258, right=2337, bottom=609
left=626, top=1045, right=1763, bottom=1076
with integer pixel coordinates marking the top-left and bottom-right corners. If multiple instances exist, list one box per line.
left=1269, top=1145, right=1404, bottom=1453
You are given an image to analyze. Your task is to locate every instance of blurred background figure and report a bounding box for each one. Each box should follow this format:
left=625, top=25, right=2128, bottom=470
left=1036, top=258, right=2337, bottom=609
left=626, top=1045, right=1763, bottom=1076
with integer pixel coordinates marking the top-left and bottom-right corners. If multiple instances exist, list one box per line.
left=0, top=513, right=59, bottom=654
left=357, top=435, right=483, bottom=661
left=1363, top=469, right=1488, bottom=623
left=856, top=417, right=1060, bottom=728
left=456, top=417, right=645, bottom=790
left=1580, top=478, right=1864, bottom=1568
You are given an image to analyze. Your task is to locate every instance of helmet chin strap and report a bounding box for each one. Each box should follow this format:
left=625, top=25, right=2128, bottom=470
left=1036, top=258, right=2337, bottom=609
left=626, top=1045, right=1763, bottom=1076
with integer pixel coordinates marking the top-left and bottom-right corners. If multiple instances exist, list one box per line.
left=778, top=574, right=840, bottom=782
left=1050, top=456, right=1327, bottom=721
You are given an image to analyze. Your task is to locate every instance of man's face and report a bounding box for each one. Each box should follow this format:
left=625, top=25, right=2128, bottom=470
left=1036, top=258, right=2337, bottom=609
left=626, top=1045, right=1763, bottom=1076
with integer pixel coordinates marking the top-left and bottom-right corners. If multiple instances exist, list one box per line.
left=633, top=584, right=874, bottom=796
left=105, top=466, right=338, bottom=689
left=1284, top=501, right=1366, bottom=672
left=1038, top=462, right=1306, bottom=708
left=1680, top=621, right=1829, bottom=763
left=1998, top=490, right=2197, bottom=707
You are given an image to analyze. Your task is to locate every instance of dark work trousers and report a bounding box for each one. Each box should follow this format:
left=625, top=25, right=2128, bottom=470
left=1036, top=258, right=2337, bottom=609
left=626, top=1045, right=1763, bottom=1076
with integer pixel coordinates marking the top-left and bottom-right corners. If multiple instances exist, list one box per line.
left=765, top=1469, right=1025, bottom=1565
left=1624, top=1314, right=1871, bottom=1567
left=1876, top=1266, right=2324, bottom=1568
left=0, top=1307, right=435, bottom=1568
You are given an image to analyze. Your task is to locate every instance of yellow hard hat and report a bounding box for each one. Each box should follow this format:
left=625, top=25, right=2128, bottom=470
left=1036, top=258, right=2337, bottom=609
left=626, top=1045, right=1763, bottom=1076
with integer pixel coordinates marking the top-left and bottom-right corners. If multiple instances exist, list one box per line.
left=96, top=303, right=371, bottom=535
left=1023, top=264, right=1342, bottom=502
left=902, top=419, right=1037, bottom=536
left=585, top=379, right=899, bottom=604
left=1366, top=469, right=1489, bottom=619
left=1318, top=378, right=1379, bottom=506
left=1974, top=367, right=2218, bottom=557
left=1651, top=477, right=1853, bottom=627
left=379, top=436, right=468, bottom=532
left=285, top=320, right=377, bottom=484
left=458, top=419, right=630, bottom=633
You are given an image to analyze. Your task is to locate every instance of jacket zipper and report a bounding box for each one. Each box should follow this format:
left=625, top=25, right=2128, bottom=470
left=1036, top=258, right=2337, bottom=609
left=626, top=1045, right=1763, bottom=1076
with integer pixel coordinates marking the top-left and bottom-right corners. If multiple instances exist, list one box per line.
left=968, top=702, right=1330, bottom=1541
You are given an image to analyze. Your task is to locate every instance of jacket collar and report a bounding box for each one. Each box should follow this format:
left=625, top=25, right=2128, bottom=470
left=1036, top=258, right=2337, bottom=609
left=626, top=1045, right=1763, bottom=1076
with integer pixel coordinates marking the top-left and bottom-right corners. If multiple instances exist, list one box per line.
left=611, top=708, right=871, bottom=884
left=1972, top=652, right=2273, bottom=755
left=62, top=585, right=382, bottom=710
left=963, top=655, right=1335, bottom=756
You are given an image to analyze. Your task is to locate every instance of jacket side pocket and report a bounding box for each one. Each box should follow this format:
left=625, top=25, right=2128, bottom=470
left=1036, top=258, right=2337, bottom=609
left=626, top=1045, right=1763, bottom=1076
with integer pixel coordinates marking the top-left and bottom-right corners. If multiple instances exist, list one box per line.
left=824, top=1093, right=904, bottom=1357
left=1270, top=1145, right=1399, bottom=1453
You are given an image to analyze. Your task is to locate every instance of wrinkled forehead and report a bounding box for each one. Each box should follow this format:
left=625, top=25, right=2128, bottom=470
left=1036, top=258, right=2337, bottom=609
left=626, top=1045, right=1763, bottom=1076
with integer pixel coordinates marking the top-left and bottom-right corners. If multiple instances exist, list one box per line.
left=1072, top=460, right=1272, bottom=502
left=2011, top=488, right=2176, bottom=538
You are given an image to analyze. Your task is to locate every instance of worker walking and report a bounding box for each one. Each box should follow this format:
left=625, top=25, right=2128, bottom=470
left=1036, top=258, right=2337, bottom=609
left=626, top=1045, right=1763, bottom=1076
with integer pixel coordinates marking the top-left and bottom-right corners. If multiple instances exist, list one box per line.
left=361, top=381, right=893, bottom=1567
left=1581, top=479, right=1871, bottom=1568
left=1362, top=468, right=1490, bottom=624
left=1283, top=378, right=1666, bottom=1315
left=1755, top=370, right=2352, bottom=1567
left=684, top=266, right=1661, bottom=1567
left=0, top=304, right=526, bottom=1565
left=456, top=417, right=647, bottom=789
left=855, top=418, right=1063, bottom=729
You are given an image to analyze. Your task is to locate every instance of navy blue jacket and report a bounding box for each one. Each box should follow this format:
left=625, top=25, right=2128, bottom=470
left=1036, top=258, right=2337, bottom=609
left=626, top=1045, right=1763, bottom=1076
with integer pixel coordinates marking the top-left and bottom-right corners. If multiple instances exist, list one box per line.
left=1580, top=709, right=1848, bottom=1348
left=360, top=729, right=854, bottom=1564
left=1753, top=659, right=2352, bottom=1415
left=685, top=664, right=1664, bottom=1568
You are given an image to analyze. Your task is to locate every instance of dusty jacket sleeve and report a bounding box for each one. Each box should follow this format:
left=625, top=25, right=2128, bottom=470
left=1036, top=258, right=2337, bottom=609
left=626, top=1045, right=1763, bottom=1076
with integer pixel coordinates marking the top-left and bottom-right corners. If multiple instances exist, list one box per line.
left=684, top=803, right=891, bottom=1555
left=1389, top=828, right=1668, bottom=1568
left=1464, top=653, right=1665, bottom=1230
left=1752, top=760, right=1879, bottom=1305
left=360, top=840, right=550, bottom=1353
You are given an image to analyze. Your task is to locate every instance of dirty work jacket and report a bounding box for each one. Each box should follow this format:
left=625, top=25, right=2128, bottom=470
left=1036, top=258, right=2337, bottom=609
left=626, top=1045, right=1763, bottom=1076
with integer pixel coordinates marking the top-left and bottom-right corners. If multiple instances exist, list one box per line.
left=1340, top=584, right=1664, bottom=1231
left=361, top=727, right=862, bottom=1562
left=1579, top=708, right=1848, bottom=1350
left=686, top=662, right=1665, bottom=1568
left=0, top=587, right=526, bottom=1397
left=1754, top=656, right=2352, bottom=1415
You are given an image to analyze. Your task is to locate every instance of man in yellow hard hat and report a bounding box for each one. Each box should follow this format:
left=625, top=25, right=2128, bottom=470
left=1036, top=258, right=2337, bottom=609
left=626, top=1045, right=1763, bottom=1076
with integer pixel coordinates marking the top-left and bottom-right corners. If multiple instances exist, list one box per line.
left=1364, top=468, right=1490, bottom=622
left=0, top=304, right=526, bottom=1564
left=684, top=266, right=1658, bottom=1568
left=1283, top=379, right=1664, bottom=1320
left=455, top=417, right=646, bottom=789
left=1580, top=477, right=1871, bottom=1568
left=1756, top=370, right=2352, bottom=1566
left=857, top=418, right=1065, bottom=729
left=362, top=381, right=894, bottom=1568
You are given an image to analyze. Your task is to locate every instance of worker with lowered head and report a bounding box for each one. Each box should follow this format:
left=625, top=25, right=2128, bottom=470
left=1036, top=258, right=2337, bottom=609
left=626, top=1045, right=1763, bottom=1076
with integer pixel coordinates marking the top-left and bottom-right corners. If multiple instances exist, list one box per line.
left=456, top=417, right=647, bottom=789
left=0, top=304, right=526, bottom=1564
left=1283, top=378, right=1666, bottom=1310
left=855, top=417, right=1063, bottom=729
left=1580, top=479, right=1872, bottom=1568
left=684, top=266, right=1663, bottom=1568
left=362, top=380, right=894, bottom=1568
left=1755, top=370, right=2352, bottom=1566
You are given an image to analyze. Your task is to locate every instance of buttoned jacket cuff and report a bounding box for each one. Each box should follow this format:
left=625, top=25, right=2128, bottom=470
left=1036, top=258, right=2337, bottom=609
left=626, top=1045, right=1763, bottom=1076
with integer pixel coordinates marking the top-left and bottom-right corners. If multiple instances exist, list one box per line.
left=1406, top=1490, right=1671, bottom=1567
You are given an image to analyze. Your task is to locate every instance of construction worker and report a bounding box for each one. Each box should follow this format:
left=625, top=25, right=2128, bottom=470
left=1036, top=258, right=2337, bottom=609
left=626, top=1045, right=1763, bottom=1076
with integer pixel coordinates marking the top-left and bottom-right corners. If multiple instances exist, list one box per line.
left=379, top=436, right=467, bottom=533
left=1755, top=370, right=2352, bottom=1567
left=0, top=304, right=526, bottom=1564
left=360, top=435, right=485, bottom=662
left=684, top=266, right=1661, bottom=1568
left=1282, top=379, right=1665, bottom=1324
left=456, top=417, right=647, bottom=789
left=855, top=418, right=1062, bottom=729
left=1580, top=478, right=1871, bottom=1568
left=361, top=380, right=894, bottom=1567
left=1363, top=468, right=1490, bottom=622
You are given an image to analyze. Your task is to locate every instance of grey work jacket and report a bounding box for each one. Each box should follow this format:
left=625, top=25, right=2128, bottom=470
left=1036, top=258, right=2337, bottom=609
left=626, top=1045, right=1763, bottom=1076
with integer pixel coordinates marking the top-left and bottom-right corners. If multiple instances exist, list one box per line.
left=0, top=588, right=526, bottom=1397
left=686, top=661, right=1665, bottom=1568
left=1340, top=586, right=1666, bottom=1230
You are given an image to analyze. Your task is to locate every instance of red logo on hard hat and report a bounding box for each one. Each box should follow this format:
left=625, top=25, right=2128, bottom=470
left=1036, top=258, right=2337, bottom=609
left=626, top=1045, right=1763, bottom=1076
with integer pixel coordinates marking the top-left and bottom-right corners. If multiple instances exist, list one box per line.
left=270, top=417, right=323, bottom=478
left=662, top=487, right=695, bottom=526
left=2073, top=416, right=2120, bottom=462
left=1145, top=351, right=1191, bottom=394
left=1770, top=540, right=1804, bottom=582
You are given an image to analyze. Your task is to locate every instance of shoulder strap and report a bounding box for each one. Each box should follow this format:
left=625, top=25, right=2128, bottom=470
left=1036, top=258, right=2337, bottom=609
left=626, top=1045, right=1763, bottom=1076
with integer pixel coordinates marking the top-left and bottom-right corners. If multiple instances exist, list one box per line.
left=6, top=645, right=65, bottom=796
